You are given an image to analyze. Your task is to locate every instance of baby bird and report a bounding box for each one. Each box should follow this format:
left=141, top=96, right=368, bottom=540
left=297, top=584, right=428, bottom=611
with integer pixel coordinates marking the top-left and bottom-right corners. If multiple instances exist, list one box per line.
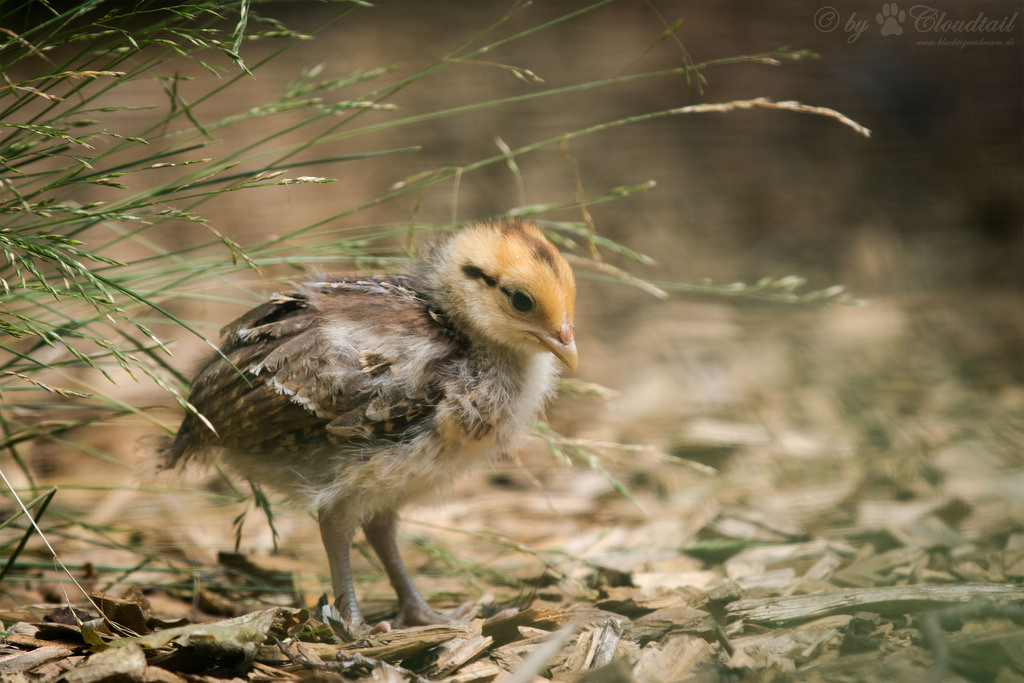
left=164, top=219, right=577, bottom=628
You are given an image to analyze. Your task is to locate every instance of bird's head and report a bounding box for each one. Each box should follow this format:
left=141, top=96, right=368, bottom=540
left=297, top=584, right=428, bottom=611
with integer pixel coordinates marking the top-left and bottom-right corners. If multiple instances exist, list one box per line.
left=433, top=220, right=578, bottom=373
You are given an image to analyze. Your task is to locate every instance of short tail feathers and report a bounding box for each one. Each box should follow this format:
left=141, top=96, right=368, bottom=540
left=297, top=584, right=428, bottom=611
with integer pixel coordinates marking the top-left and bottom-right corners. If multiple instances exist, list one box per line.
left=139, top=429, right=194, bottom=471
left=167, top=429, right=195, bottom=469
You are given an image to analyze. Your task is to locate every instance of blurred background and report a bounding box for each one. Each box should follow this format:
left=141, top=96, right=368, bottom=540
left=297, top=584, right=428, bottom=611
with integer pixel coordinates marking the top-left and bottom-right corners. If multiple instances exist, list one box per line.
left=4, top=0, right=1022, bottom=625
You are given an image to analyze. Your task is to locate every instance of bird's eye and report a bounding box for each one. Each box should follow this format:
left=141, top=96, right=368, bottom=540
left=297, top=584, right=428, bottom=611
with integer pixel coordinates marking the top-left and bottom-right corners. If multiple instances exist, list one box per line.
left=510, top=290, right=534, bottom=312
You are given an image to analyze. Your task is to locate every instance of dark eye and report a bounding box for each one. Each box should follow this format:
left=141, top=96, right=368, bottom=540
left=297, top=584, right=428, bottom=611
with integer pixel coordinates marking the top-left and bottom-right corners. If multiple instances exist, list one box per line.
left=510, top=290, right=534, bottom=312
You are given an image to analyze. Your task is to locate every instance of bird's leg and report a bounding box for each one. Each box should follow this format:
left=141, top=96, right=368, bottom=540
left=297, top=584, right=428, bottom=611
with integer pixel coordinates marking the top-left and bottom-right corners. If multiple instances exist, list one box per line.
left=318, top=502, right=362, bottom=625
left=362, top=510, right=446, bottom=627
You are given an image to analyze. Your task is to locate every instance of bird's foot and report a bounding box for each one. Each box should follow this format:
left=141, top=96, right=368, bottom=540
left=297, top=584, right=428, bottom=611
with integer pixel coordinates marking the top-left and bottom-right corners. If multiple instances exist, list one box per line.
left=390, top=598, right=480, bottom=628
left=391, top=602, right=447, bottom=628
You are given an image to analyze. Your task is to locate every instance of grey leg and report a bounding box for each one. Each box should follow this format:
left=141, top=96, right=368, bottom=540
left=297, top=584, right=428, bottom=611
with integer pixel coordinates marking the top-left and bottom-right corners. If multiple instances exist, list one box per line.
left=318, top=502, right=361, bottom=624
left=362, top=510, right=445, bottom=626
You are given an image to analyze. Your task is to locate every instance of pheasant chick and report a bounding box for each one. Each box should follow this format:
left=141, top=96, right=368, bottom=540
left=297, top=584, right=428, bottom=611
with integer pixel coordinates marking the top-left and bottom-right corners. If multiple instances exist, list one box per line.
left=163, top=219, right=577, bottom=628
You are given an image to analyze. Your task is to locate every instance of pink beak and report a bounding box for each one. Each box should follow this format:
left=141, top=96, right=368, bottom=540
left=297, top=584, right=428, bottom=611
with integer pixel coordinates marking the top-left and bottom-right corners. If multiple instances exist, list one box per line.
left=534, top=321, right=578, bottom=373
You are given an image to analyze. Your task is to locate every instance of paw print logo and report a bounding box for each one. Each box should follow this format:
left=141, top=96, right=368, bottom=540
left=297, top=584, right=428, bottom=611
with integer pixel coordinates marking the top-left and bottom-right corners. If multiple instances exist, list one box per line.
left=876, top=2, right=905, bottom=36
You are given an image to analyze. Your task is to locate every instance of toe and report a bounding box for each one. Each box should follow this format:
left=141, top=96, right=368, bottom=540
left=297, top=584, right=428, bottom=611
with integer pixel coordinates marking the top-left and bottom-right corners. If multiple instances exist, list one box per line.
left=392, top=603, right=447, bottom=627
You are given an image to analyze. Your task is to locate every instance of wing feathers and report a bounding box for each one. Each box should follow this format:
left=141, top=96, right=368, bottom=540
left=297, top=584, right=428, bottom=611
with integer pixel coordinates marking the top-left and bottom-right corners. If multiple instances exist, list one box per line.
left=176, top=277, right=459, bottom=460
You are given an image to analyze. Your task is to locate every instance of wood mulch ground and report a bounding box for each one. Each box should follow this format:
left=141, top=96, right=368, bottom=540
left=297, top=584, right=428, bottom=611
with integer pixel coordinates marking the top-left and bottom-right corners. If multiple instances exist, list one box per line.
left=2, top=292, right=1022, bottom=682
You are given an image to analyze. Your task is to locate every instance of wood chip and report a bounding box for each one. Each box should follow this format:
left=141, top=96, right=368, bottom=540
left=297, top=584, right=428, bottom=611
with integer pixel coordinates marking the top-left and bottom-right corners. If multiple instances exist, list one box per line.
left=142, top=665, right=189, bottom=683
left=3, top=622, right=64, bottom=650
left=91, top=589, right=152, bottom=635
left=576, top=657, right=635, bottom=683
left=734, top=568, right=798, bottom=591
left=632, top=570, right=719, bottom=592
left=501, top=625, right=577, bottom=683
left=628, top=606, right=717, bottom=644
left=59, top=642, right=147, bottom=683
left=558, top=626, right=599, bottom=673
left=278, top=622, right=477, bottom=664
left=0, top=644, right=73, bottom=675
left=724, top=539, right=837, bottom=577
left=595, top=586, right=694, bottom=617
left=727, top=584, right=1024, bottom=624
left=421, top=635, right=493, bottom=678
left=589, top=619, right=624, bottom=669
left=436, top=658, right=503, bottom=683
left=632, top=635, right=713, bottom=683
left=481, top=608, right=570, bottom=647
